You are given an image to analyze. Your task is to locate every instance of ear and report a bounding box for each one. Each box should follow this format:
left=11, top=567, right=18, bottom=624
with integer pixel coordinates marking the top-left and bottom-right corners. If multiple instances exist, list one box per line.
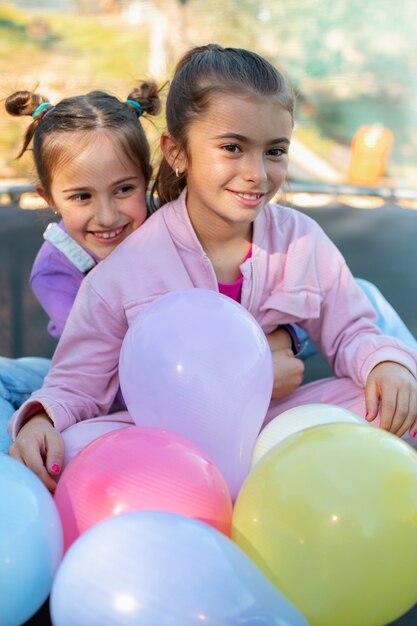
left=36, top=185, right=56, bottom=211
left=160, top=131, right=188, bottom=174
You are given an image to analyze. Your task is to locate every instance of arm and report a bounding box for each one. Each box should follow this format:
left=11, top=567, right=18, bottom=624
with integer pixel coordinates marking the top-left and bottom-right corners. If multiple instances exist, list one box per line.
left=298, top=230, right=417, bottom=386
left=7, top=240, right=85, bottom=488
left=297, top=226, right=417, bottom=434
left=10, top=274, right=127, bottom=436
left=8, top=275, right=126, bottom=489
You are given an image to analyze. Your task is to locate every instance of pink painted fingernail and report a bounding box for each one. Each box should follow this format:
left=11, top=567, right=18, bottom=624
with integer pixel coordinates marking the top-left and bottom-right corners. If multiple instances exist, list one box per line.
left=365, top=411, right=369, bottom=419
left=412, top=432, right=417, bottom=438
left=51, top=464, right=61, bottom=473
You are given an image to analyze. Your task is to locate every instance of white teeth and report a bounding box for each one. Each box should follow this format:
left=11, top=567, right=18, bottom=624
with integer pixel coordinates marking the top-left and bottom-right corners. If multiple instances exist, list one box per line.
left=239, top=193, right=261, bottom=199
left=94, top=227, right=123, bottom=240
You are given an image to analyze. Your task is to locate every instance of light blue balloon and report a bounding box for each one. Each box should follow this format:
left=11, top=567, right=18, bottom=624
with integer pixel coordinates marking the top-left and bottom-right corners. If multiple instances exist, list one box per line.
left=51, top=511, right=308, bottom=626
left=0, top=455, right=63, bottom=626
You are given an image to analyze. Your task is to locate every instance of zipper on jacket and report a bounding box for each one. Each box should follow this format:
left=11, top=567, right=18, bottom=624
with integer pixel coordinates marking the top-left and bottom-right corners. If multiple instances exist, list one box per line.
left=239, top=257, right=256, bottom=313
left=246, top=258, right=256, bottom=312
left=203, top=252, right=220, bottom=290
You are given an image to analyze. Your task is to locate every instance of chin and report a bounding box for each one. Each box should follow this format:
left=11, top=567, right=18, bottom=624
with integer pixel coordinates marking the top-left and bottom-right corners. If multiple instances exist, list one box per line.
left=97, top=246, right=116, bottom=260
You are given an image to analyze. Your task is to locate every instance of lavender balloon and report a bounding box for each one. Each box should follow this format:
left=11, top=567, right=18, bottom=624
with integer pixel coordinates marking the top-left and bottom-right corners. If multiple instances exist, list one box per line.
left=119, top=289, right=273, bottom=498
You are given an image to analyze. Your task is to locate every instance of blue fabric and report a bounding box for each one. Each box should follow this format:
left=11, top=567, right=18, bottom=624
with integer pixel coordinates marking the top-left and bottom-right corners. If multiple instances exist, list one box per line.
left=356, top=278, right=417, bottom=349
left=297, top=278, right=417, bottom=361
left=0, top=357, right=51, bottom=454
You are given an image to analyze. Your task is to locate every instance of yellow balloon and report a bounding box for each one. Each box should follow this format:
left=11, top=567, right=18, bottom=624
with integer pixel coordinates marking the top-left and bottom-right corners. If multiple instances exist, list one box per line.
left=232, top=423, right=417, bottom=626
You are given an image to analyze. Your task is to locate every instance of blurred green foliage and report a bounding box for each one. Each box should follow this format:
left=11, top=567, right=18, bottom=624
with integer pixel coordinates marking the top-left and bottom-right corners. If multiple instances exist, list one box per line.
left=0, top=3, right=151, bottom=178
left=1, top=0, right=417, bottom=184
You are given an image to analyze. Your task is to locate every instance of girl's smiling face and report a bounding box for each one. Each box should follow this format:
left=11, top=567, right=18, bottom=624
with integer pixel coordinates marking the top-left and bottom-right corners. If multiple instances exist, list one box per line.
left=42, top=131, right=147, bottom=260
left=163, top=92, right=293, bottom=238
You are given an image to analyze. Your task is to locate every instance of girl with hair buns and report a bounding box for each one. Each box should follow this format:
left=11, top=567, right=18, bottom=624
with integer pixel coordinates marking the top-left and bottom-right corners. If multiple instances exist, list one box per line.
left=0, top=81, right=162, bottom=458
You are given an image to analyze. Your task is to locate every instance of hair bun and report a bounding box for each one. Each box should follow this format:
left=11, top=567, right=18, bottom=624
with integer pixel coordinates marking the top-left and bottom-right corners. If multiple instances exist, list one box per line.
left=5, top=90, right=49, bottom=117
left=126, top=80, right=162, bottom=117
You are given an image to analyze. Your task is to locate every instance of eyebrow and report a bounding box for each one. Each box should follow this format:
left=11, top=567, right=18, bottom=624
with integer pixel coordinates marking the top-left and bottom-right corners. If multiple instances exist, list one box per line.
left=62, top=175, right=140, bottom=193
left=214, top=133, right=291, bottom=145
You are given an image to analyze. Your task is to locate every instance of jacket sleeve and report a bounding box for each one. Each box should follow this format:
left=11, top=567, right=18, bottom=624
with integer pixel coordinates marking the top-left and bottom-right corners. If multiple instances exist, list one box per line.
left=30, top=261, right=82, bottom=339
left=10, top=275, right=127, bottom=437
left=299, top=231, right=417, bottom=386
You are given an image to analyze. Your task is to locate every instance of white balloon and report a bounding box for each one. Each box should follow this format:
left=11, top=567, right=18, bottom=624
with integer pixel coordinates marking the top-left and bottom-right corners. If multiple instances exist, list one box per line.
left=252, top=403, right=367, bottom=467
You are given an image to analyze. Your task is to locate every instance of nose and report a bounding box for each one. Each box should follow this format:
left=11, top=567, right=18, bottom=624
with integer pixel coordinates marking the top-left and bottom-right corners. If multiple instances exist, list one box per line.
left=243, top=153, right=268, bottom=184
left=95, top=198, right=118, bottom=228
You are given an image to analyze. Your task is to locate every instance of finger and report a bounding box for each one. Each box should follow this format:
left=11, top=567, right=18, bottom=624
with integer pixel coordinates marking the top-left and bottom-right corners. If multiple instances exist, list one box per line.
left=364, top=379, right=379, bottom=422
left=408, top=393, right=417, bottom=438
left=8, top=442, right=24, bottom=462
left=296, top=357, right=305, bottom=376
left=378, top=388, right=397, bottom=432
left=409, top=426, right=417, bottom=440
left=45, top=431, right=65, bottom=478
left=407, top=393, right=417, bottom=439
left=389, top=385, right=411, bottom=437
left=293, top=359, right=305, bottom=385
left=20, top=448, right=58, bottom=493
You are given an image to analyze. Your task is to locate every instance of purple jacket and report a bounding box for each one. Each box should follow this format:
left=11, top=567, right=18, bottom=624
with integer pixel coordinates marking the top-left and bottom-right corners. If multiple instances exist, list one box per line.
left=11, top=191, right=417, bottom=436
left=30, top=222, right=98, bottom=339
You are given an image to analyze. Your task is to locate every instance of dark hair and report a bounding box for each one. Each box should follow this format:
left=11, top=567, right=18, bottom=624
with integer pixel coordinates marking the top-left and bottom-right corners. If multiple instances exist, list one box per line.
left=5, top=81, right=162, bottom=195
left=151, top=43, right=294, bottom=211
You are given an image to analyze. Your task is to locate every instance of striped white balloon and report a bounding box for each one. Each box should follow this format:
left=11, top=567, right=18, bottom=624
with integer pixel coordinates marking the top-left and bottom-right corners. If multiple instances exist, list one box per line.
left=252, top=403, right=367, bottom=467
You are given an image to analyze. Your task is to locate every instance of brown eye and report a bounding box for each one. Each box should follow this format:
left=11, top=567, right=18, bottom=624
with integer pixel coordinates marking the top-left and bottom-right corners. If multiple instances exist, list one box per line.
left=267, top=147, right=287, bottom=158
left=222, top=144, right=241, bottom=153
left=117, top=185, right=134, bottom=194
left=70, top=193, right=91, bottom=202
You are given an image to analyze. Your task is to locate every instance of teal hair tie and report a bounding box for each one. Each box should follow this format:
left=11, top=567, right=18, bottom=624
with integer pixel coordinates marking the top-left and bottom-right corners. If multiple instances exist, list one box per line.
left=125, top=99, right=144, bottom=117
left=32, top=102, right=52, bottom=118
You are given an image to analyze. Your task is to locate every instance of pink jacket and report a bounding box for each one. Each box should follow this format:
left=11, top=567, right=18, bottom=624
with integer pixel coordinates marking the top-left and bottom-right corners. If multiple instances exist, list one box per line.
left=10, top=191, right=417, bottom=436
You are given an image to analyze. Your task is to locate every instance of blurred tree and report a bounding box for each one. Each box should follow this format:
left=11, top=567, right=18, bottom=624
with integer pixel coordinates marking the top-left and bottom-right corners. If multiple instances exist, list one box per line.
left=149, top=0, right=191, bottom=77
left=258, top=0, right=417, bottom=92
left=75, top=0, right=123, bottom=13
left=2, top=0, right=417, bottom=182
left=257, top=0, right=417, bottom=152
left=148, top=0, right=265, bottom=78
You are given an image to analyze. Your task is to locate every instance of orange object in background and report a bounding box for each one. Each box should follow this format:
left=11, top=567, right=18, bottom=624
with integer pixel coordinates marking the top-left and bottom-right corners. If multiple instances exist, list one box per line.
left=348, top=124, right=394, bottom=186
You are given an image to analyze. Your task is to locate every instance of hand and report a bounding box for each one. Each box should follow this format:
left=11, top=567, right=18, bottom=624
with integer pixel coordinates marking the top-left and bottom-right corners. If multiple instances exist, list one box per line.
left=267, top=328, right=305, bottom=400
left=8, top=415, right=65, bottom=493
left=270, top=348, right=305, bottom=400
left=365, top=362, right=417, bottom=437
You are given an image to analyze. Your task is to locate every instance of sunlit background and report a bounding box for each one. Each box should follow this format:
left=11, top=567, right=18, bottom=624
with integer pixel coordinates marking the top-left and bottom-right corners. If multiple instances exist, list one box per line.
left=1, top=0, right=417, bottom=200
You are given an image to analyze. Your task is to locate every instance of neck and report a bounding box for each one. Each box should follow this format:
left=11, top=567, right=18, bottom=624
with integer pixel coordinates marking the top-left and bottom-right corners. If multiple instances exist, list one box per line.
left=190, top=215, right=252, bottom=284
left=188, top=204, right=252, bottom=250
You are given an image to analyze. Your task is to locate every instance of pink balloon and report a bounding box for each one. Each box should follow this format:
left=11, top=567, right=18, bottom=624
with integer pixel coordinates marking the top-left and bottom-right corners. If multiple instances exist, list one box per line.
left=54, top=427, right=233, bottom=552
left=119, top=289, right=273, bottom=499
